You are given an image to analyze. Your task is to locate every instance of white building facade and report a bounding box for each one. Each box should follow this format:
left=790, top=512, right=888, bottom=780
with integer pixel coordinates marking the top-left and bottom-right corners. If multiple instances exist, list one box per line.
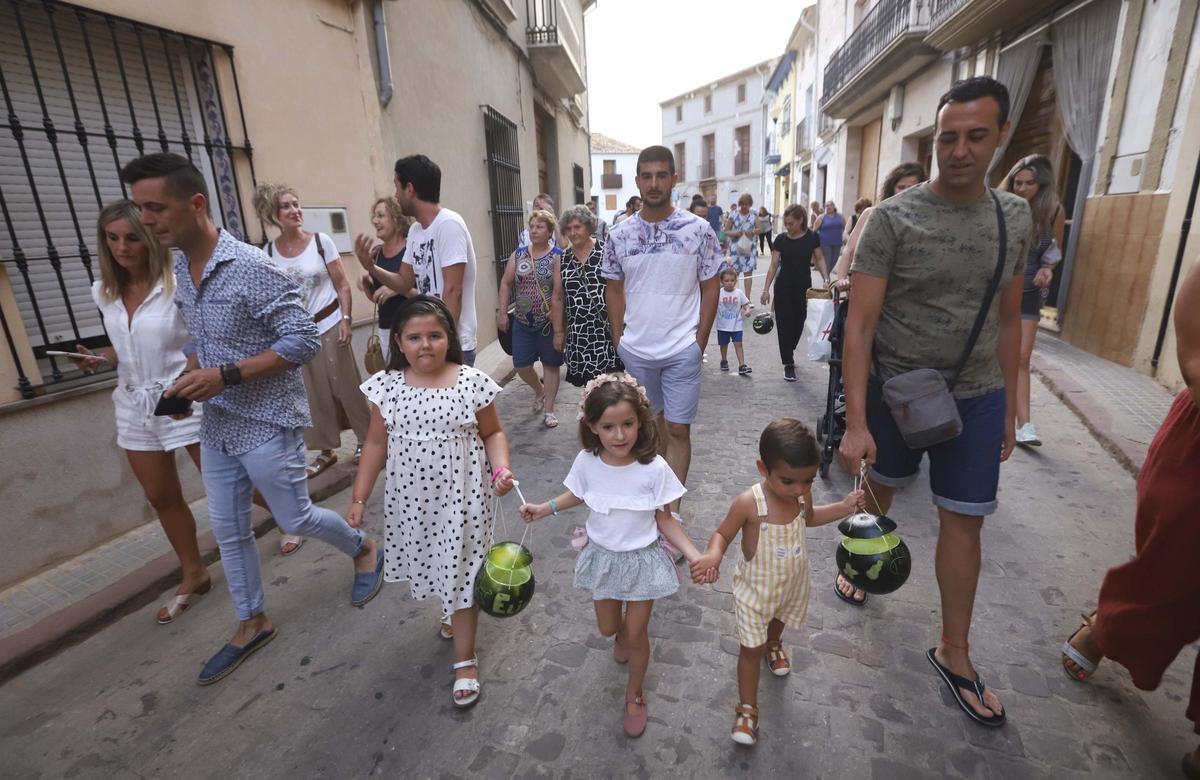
left=589, top=133, right=642, bottom=225
left=660, top=59, right=776, bottom=212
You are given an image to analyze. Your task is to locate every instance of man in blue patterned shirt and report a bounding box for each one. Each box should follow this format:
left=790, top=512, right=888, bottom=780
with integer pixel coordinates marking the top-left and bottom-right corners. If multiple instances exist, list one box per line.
left=122, top=153, right=384, bottom=685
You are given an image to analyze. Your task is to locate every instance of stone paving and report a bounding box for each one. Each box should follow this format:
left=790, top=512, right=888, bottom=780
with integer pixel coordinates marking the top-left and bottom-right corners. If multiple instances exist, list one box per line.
left=1, top=291, right=1196, bottom=778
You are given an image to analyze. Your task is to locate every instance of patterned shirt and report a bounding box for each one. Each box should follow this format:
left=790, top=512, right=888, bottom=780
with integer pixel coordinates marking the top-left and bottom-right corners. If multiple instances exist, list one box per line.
left=601, top=208, right=723, bottom=361
left=173, top=229, right=321, bottom=454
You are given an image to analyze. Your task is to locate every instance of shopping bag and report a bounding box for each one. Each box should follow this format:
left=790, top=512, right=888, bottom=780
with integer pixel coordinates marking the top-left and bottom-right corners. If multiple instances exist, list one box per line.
left=805, top=297, right=835, bottom=362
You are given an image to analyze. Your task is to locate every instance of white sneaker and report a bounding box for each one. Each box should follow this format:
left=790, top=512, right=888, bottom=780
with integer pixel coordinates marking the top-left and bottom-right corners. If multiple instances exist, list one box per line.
left=1016, top=422, right=1042, bottom=447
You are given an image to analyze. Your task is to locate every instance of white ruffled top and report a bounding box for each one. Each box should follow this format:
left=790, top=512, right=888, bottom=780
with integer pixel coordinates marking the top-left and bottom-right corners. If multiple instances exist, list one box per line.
left=563, top=451, right=686, bottom=552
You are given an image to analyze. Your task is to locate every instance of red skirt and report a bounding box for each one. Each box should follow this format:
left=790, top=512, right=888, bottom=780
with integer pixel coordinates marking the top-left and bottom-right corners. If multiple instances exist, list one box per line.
left=1093, top=390, right=1200, bottom=733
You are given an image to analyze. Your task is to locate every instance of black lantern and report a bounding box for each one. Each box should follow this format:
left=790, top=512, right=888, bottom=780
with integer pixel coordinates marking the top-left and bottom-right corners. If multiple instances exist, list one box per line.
left=834, top=512, right=911, bottom=595
left=475, top=541, right=535, bottom=618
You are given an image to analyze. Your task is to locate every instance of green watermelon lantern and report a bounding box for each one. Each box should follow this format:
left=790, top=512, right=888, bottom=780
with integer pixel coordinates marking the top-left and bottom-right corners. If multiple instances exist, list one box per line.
left=835, top=512, right=911, bottom=595
left=475, top=541, right=535, bottom=618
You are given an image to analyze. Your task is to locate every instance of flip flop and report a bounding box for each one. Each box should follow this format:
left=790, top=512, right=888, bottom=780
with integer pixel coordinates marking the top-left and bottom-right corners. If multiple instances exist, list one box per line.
left=833, top=574, right=867, bottom=607
left=926, top=648, right=1005, bottom=728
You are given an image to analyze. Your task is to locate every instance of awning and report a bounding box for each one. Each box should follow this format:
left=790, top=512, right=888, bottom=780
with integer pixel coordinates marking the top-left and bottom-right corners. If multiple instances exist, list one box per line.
left=775, top=163, right=790, bottom=178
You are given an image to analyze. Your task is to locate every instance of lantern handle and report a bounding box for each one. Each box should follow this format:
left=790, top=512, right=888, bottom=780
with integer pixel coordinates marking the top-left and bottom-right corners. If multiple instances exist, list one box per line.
left=853, top=459, right=883, bottom=516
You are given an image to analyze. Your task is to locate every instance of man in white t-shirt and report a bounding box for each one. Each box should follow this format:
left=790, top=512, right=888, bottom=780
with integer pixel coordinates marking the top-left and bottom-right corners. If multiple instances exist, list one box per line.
left=355, top=155, right=479, bottom=364
left=603, top=145, right=722, bottom=514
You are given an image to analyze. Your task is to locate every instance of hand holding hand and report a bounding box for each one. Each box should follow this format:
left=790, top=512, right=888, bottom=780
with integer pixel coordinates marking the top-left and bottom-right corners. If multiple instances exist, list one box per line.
left=689, top=551, right=719, bottom=583
left=519, top=502, right=550, bottom=523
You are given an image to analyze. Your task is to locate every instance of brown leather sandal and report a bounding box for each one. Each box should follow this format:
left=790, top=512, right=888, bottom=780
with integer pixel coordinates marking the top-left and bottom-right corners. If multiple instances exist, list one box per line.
left=765, top=640, right=791, bottom=677
left=731, top=703, right=759, bottom=745
left=306, top=452, right=338, bottom=479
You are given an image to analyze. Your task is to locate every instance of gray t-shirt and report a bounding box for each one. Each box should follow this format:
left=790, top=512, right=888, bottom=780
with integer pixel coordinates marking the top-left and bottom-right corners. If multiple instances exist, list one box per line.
left=851, top=183, right=1032, bottom=399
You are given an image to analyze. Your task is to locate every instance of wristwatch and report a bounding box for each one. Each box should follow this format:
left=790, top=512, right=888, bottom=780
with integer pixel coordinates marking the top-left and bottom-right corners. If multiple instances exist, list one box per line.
left=219, top=363, right=242, bottom=387
left=342, top=314, right=352, bottom=322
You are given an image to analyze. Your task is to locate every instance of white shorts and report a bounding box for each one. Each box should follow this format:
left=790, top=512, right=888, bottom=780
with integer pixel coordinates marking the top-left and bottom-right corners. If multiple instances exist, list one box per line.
left=113, top=386, right=203, bottom=452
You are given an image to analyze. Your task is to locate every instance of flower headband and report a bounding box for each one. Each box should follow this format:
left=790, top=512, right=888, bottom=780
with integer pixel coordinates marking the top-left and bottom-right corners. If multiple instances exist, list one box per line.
left=576, top=373, right=650, bottom=421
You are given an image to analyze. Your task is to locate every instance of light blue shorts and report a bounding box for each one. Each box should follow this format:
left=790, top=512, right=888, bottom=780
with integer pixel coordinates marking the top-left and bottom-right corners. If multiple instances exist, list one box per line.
left=617, top=341, right=702, bottom=424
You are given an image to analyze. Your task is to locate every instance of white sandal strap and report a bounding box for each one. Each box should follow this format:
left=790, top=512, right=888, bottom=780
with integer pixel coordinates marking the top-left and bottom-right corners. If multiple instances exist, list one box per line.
left=451, top=657, right=479, bottom=671
left=453, top=677, right=481, bottom=693
left=1060, top=640, right=1097, bottom=674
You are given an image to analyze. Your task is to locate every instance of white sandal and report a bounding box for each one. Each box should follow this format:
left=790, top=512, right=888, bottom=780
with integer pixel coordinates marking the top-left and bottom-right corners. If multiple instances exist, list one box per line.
left=439, top=621, right=454, bottom=640
left=451, top=658, right=481, bottom=708
left=543, top=412, right=559, bottom=428
left=156, top=580, right=212, bottom=625
left=279, top=534, right=305, bottom=556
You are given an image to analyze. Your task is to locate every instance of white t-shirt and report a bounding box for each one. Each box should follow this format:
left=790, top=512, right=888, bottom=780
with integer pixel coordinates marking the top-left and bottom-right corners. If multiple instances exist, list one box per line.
left=563, top=451, right=686, bottom=552
left=405, top=208, right=479, bottom=351
left=716, top=288, right=750, bottom=332
left=266, top=232, right=341, bottom=335
left=601, top=208, right=724, bottom=361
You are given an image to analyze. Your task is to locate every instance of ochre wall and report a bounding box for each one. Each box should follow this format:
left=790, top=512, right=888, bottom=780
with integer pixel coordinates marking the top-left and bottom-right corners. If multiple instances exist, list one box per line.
left=1061, top=193, right=1170, bottom=365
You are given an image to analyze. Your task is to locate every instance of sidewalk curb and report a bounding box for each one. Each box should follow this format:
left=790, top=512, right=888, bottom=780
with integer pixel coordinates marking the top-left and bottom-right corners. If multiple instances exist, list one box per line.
left=0, top=466, right=355, bottom=686
left=1031, top=354, right=1144, bottom=477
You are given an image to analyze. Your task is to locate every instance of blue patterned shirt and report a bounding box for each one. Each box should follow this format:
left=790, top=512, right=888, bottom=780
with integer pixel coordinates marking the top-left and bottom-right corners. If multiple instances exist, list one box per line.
left=173, top=229, right=320, bottom=455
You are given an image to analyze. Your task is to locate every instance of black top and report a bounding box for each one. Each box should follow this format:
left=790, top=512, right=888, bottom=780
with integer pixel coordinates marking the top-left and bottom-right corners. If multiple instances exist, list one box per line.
left=771, top=230, right=821, bottom=284
left=373, top=246, right=407, bottom=328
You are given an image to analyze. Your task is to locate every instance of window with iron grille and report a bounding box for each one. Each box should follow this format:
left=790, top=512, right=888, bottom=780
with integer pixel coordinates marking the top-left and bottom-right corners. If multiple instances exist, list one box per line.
left=572, top=163, right=584, bottom=205
left=482, top=105, right=522, bottom=284
left=0, top=0, right=256, bottom=399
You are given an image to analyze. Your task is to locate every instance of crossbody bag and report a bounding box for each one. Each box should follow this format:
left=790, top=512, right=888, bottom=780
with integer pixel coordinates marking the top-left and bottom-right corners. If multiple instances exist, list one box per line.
left=878, top=191, right=1008, bottom=449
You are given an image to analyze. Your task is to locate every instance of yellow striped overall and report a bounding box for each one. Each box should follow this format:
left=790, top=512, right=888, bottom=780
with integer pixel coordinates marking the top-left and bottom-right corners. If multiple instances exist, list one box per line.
left=732, top=483, right=811, bottom=648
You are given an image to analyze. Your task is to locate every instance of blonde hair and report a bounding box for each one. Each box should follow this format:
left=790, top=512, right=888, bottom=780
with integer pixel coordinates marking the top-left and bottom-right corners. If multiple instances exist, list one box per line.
left=529, top=208, right=557, bottom=233
left=738, top=192, right=753, bottom=207
left=95, top=200, right=173, bottom=304
left=252, top=182, right=299, bottom=229
left=372, top=196, right=412, bottom=238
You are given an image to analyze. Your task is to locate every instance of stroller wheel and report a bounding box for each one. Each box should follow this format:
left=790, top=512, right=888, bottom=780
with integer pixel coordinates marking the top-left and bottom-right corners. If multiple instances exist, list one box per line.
left=819, top=452, right=832, bottom=480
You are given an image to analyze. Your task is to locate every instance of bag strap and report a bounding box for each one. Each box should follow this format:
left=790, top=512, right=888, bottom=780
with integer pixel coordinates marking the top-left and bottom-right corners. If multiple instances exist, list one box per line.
left=948, top=191, right=1008, bottom=391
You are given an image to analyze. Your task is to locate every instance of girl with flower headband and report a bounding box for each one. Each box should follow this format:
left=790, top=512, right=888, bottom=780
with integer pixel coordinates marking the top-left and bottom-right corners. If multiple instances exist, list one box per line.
left=519, top=373, right=710, bottom=738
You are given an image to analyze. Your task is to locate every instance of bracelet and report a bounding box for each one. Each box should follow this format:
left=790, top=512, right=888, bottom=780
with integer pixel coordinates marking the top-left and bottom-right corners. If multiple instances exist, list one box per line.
left=351, top=498, right=366, bottom=505
left=548, top=498, right=559, bottom=515
left=491, top=466, right=508, bottom=483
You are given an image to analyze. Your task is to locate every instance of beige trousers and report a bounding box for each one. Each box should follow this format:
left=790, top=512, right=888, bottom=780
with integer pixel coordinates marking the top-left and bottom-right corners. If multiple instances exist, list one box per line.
left=301, top=326, right=371, bottom=450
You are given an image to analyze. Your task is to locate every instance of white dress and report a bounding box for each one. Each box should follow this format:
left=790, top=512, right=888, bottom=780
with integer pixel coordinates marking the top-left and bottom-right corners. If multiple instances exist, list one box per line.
left=360, top=365, right=502, bottom=619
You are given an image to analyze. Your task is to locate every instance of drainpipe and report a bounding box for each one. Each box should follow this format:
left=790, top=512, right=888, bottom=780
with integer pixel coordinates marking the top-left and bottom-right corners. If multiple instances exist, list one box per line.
left=371, top=0, right=393, bottom=106
left=800, top=6, right=818, bottom=199
left=1150, top=135, right=1200, bottom=369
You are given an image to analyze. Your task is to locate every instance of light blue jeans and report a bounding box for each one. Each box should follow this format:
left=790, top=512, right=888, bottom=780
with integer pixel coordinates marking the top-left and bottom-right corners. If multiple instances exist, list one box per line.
left=203, top=426, right=364, bottom=620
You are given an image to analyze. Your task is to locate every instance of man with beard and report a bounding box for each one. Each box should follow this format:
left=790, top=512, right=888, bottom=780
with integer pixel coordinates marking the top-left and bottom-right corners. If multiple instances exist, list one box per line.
left=603, top=146, right=722, bottom=533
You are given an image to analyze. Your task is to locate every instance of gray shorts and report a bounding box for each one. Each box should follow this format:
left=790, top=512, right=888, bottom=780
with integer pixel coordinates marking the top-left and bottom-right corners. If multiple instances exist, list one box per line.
left=617, top=341, right=702, bottom=424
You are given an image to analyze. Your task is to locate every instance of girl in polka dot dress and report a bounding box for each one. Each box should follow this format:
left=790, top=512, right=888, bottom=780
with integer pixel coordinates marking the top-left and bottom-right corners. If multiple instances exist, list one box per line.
left=348, top=296, right=513, bottom=708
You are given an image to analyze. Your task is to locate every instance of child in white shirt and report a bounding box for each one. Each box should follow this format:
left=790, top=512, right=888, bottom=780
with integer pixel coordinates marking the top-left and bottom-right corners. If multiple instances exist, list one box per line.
left=716, top=268, right=753, bottom=375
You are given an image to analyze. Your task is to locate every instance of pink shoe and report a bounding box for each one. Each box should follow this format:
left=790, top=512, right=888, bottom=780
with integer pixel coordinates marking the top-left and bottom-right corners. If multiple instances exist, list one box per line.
left=570, top=526, right=589, bottom=551
left=623, top=695, right=647, bottom=738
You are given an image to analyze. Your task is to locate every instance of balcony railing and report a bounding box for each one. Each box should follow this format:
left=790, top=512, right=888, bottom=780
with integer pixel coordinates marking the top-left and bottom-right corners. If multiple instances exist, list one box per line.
left=796, top=117, right=811, bottom=154
left=525, top=0, right=585, bottom=99
left=822, top=0, right=931, bottom=107
left=930, top=0, right=967, bottom=27
left=925, top=0, right=1058, bottom=50
left=697, top=163, right=716, bottom=181
left=600, top=173, right=623, bottom=189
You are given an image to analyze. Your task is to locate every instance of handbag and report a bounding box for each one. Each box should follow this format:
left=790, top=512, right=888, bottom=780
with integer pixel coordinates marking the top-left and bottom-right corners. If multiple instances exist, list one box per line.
left=878, top=192, right=1009, bottom=450
left=736, top=235, right=754, bottom=255
left=364, top=303, right=386, bottom=374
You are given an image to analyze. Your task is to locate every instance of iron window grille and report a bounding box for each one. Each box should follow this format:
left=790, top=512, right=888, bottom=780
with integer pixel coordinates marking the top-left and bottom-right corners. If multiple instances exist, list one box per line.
left=482, top=105, right=523, bottom=286
left=0, top=0, right=257, bottom=400
left=572, top=163, right=584, bottom=205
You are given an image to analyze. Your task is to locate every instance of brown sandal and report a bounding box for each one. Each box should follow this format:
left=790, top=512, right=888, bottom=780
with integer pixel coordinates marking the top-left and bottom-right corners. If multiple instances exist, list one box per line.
left=731, top=703, right=759, bottom=745
left=1061, top=611, right=1102, bottom=681
left=765, top=640, right=791, bottom=677
left=306, top=452, right=338, bottom=479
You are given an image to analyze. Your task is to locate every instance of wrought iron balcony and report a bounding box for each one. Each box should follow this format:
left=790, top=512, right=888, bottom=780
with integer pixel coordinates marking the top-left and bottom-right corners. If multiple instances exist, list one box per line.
left=926, top=0, right=1060, bottom=50
left=820, top=0, right=937, bottom=119
left=526, top=0, right=585, bottom=99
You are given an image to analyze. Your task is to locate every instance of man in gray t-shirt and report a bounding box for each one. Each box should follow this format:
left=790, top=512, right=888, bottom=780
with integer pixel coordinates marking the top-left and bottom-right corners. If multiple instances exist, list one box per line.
left=839, top=77, right=1030, bottom=729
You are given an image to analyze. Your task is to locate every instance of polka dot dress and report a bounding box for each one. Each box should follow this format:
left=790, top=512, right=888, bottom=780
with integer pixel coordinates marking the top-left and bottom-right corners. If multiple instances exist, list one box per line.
left=360, top=366, right=502, bottom=619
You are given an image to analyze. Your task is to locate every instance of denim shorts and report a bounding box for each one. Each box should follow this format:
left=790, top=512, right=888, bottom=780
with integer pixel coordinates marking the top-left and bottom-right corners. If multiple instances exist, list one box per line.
left=717, top=329, right=743, bottom=346
left=618, top=341, right=702, bottom=424
left=866, top=379, right=1005, bottom=516
left=512, top=318, right=563, bottom=369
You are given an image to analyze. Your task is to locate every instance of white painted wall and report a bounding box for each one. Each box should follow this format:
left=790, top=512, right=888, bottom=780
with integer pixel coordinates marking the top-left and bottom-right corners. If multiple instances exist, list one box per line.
left=589, top=151, right=639, bottom=225
left=1160, top=9, right=1200, bottom=190
left=1116, top=0, right=1182, bottom=157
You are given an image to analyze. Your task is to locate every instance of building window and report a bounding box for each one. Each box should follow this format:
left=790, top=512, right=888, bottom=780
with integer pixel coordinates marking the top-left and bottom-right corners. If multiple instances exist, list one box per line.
left=572, top=163, right=585, bottom=205
left=734, top=125, right=751, bottom=176
left=605, top=194, right=617, bottom=211
left=0, top=0, right=255, bottom=400
left=737, top=82, right=746, bottom=103
left=483, top=105, right=523, bottom=284
left=704, top=93, right=712, bottom=114
left=781, top=96, right=792, bottom=136
left=602, top=159, right=616, bottom=175
left=701, top=133, right=715, bottom=179
left=675, top=104, right=682, bottom=123
left=674, top=142, right=686, bottom=182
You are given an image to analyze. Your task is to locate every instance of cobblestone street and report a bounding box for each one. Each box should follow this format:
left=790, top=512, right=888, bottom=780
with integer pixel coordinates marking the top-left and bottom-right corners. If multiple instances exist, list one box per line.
left=1, top=317, right=1194, bottom=779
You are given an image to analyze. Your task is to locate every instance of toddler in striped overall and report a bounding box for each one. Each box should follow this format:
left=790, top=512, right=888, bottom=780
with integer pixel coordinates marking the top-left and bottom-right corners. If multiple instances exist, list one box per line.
left=692, top=418, right=863, bottom=746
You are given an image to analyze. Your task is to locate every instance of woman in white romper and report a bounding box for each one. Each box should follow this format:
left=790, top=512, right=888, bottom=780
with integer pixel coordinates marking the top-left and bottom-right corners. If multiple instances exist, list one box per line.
left=71, top=200, right=208, bottom=624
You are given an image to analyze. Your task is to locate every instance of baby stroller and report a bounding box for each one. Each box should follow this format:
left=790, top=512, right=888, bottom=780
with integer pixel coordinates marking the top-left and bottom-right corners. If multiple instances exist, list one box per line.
left=816, top=287, right=850, bottom=479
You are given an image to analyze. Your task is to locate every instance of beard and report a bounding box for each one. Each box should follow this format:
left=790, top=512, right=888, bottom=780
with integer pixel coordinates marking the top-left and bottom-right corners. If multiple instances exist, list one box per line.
left=640, top=191, right=670, bottom=208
